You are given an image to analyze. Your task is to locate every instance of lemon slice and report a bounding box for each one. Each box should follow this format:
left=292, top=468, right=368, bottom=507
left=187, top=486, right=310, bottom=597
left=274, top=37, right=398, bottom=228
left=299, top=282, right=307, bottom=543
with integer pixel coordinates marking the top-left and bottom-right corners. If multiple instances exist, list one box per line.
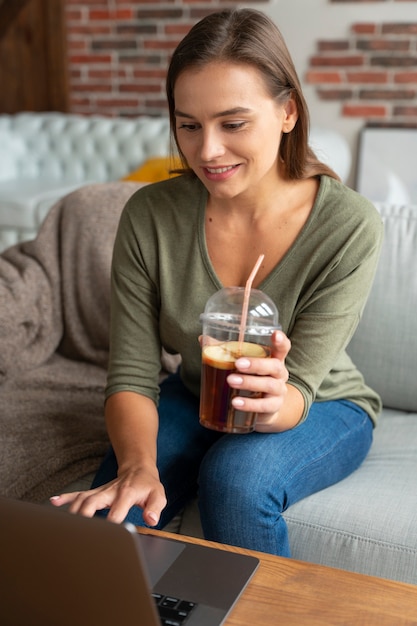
left=203, top=341, right=268, bottom=369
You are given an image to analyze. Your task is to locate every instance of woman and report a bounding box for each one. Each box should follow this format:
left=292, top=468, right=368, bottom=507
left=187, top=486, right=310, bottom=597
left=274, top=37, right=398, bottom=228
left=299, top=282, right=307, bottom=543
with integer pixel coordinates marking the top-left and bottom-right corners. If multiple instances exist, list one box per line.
left=51, top=9, right=383, bottom=557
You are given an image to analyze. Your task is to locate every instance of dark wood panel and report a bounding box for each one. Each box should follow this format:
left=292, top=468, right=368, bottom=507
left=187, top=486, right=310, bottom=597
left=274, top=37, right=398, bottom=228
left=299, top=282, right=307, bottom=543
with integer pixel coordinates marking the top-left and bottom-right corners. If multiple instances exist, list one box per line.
left=0, top=0, right=68, bottom=113
left=0, top=0, right=30, bottom=38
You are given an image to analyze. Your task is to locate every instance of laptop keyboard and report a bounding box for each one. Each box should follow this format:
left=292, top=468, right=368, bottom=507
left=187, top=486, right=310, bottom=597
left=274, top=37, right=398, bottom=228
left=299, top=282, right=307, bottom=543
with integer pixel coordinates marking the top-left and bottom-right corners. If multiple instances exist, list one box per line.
left=152, top=593, right=197, bottom=625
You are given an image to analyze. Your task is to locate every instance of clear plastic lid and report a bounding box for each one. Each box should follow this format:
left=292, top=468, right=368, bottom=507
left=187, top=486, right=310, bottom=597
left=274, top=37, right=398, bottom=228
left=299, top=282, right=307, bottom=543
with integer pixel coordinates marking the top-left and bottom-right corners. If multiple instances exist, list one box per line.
left=200, top=286, right=280, bottom=335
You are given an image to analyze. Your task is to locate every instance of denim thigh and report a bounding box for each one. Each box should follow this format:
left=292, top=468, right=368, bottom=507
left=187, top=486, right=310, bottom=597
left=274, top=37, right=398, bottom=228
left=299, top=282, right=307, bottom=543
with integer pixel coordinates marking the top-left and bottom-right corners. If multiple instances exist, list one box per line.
left=93, top=373, right=373, bottom=555
left=198, top=399, right=373, bottom=556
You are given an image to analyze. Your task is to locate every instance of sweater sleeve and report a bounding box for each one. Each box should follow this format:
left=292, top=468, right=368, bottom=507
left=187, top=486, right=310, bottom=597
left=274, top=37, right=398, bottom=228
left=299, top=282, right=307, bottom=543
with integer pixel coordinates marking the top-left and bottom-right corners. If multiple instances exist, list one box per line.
left=105, top=196, right=163, bottom=404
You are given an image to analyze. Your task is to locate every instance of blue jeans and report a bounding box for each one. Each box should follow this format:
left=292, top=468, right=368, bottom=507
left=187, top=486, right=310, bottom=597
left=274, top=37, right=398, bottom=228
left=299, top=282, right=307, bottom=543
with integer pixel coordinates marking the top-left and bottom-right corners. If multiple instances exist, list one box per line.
left=92, top=372, right=373, bottom=557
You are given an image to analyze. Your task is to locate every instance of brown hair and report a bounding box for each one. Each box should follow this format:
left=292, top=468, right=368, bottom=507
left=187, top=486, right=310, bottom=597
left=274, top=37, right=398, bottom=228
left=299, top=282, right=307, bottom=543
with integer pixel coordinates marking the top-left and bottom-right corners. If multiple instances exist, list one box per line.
left=166, top=8, right=339, bottom=181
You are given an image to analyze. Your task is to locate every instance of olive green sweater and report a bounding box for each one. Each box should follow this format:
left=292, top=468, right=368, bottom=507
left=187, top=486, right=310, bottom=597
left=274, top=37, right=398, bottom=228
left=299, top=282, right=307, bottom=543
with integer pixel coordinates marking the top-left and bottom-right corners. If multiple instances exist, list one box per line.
left=106, top=174, right=383, bottom=424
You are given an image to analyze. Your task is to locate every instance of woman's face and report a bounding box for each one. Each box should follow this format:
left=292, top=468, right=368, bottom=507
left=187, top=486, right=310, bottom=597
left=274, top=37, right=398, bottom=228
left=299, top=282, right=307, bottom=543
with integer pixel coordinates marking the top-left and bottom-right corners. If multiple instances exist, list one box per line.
left=173, top=61, right=297, bottom=202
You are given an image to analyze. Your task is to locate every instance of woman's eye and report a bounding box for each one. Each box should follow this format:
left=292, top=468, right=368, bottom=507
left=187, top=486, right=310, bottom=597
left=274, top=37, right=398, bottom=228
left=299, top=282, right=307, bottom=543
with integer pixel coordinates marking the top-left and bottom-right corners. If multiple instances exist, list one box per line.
left=224, top=122, right=245, bottom=131
left=177, top=121, right=245, bottom=132
left=178, top=123, right=199, bottom=132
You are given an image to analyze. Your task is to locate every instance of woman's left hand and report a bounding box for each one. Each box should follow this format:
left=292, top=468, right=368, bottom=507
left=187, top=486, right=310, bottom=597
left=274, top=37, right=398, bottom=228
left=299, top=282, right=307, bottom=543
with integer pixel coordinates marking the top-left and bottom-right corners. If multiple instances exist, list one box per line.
left=227, top=330, right=303, bottom=432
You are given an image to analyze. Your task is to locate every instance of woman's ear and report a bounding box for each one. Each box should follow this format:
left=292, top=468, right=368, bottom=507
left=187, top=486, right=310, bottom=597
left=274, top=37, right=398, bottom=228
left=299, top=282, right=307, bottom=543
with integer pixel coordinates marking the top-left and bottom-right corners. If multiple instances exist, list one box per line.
left=282, top=96, right=298, bottom=133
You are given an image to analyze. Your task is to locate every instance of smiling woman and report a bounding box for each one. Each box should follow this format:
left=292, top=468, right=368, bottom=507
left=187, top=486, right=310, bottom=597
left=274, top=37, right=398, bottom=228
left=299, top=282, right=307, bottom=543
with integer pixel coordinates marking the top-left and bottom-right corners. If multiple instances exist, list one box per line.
left=51, top=9, right=383, bottom=562
left=173, top=62, right=297, bottom=197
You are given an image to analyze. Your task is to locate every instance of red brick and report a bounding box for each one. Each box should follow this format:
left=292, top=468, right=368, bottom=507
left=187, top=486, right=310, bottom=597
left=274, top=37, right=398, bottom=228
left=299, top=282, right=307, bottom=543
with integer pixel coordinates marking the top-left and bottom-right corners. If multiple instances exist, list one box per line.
left=65, top=9, right=84, bottom=21
left=92, top=40, right=138, bottom=51
left=69, top=97, right=91, bottom=106
left=132, top=68, right=167, bottom=79
left=370, top=56, right=417, bottom=68
left=357, top=39, right=410, bottom=51
left=67, top=40, right=88, bottom=51
left=359, top=88, right=416, bottom=99
left=145, top=98, right=169, bottom=109
left=342, top=104, right=387, bottom=118
left=116, top=24, right=158, bottom=35
left=347, top=71, right=388, bottom=83
left=317, top=89, right=353, bottom=100
left=67, top=25, right=112, bottom=35
left=135, top=8, right=183, bottom=18
left=88, top=69, right=114, bottom=79
left=351, top=24, right=378, bottom=35
left=317, top=41, right=350, bottom=52
left=310, top=55, right=364, bottom=67
left=393, top=105, right=417, bottom=116
left=120, top=84, right=162, bottom=93
left=382, top=23, right=417, bottom=35
left=69, top=54, right=113, bottom=64
left=305, top=71, right=343, bottom=84
left=66, top=0, right=106, bottom=4
left=96, top=98, right=142, bottom=107
left=395, top=71, right=417, bottom=83
left=165, top=24, right=194, bottom=35
left=119, top=54, right=162, bottom=64
left=89, top=9, right=134, bottom=20
left=71, top=82, right=112, bottom=91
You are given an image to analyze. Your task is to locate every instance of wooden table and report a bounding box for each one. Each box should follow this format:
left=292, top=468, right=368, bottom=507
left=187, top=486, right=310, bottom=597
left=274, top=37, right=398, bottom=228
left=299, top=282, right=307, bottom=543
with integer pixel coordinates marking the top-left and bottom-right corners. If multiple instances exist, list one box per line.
left=139, top=528, right=417, bottom=625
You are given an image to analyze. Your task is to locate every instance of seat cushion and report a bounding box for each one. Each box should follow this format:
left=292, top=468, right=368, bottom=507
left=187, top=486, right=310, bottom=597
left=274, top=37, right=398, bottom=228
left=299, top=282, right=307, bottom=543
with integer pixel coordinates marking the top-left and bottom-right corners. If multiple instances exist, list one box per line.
left=283, top=408, right=417, bottom=584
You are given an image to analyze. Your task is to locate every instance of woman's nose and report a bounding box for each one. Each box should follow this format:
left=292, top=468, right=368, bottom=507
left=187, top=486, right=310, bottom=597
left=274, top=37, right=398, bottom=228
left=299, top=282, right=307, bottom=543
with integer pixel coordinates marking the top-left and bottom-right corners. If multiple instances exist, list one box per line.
left=199, top=129, right=225, bottom=162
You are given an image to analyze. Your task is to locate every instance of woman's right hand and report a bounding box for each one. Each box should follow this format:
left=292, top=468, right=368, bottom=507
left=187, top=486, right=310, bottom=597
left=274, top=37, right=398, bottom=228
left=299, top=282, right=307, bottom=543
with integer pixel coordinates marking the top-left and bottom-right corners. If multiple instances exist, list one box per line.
left=50, top=463, right=167, bottom=526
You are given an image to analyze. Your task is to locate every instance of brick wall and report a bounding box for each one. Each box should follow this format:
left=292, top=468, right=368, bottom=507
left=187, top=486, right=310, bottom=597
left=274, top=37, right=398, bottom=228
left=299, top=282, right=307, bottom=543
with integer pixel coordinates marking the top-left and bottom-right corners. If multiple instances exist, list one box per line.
left=306, top=20, right=417, bottom=127
left=65, top=0, right=269, bottom=117
left=64, top=0, right=417, bottom=125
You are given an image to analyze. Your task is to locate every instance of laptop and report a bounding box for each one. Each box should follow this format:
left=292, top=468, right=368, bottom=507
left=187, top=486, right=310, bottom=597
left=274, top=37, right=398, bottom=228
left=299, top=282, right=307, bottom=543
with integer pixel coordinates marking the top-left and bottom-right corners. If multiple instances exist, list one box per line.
left=0, top=495, right=259, bottom=626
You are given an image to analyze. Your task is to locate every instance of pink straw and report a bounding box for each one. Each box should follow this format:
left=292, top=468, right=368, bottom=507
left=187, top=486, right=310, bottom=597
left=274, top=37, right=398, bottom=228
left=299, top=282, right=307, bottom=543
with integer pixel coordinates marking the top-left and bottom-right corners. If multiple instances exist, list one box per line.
left=238, top=254, right=265, bottom=352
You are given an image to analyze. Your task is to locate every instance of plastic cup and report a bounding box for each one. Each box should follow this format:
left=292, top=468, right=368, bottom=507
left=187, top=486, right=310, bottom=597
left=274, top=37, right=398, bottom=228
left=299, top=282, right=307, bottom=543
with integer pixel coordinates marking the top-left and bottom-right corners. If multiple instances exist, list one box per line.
left=199, top=287, right=280, bottom=434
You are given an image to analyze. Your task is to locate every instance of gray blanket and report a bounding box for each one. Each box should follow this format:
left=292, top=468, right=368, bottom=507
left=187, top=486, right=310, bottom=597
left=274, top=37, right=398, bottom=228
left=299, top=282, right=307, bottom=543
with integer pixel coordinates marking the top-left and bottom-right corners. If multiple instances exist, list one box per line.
left=0, top=182, right=141, bottom=501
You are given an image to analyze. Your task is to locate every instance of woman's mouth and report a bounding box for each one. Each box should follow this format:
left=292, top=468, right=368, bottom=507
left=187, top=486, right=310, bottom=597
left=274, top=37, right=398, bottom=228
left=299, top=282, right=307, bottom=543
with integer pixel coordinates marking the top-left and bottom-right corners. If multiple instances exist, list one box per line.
left=203, top=164, right=239, bottom=180
left=206, top=165, right=234, bottom=174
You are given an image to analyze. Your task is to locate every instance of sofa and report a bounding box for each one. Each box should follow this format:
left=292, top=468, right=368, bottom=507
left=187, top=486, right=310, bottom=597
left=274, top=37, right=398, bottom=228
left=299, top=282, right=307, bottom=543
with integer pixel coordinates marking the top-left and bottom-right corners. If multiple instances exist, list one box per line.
left=1, top=116, right=416, bottom=586
left=1, top=179, right=416, bottom=586
left=0, top=112, right=351, bottom=253
left=0, top=113, right=171, bottom=252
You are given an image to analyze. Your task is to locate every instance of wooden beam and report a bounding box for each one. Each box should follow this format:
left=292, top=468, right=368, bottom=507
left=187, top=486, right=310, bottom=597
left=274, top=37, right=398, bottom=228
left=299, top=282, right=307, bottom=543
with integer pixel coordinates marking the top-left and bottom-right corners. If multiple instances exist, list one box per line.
left=0, top=0, right=31, bottom=39
left=0, top=0, right=69, bottom=112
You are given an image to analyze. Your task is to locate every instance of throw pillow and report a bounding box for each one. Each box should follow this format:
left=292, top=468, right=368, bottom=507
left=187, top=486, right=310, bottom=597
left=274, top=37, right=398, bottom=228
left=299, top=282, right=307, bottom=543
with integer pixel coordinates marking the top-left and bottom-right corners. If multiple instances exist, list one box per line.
left=122, top=156, right=182, bottom=183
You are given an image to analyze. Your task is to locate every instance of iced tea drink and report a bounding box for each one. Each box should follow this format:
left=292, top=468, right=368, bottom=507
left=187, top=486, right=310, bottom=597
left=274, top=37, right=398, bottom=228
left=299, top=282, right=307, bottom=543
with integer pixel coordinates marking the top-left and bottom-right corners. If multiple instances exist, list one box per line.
left=199, top=286, right=280, bottom=434
left=199, top=340, right=270, bottom=433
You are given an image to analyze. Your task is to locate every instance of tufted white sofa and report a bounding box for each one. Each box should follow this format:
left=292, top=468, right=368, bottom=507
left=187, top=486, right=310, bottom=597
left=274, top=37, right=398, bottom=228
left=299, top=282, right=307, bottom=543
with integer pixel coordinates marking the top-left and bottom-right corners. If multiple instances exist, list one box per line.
left=0, top=113, right=171, bottom=252
left=0, top=111, right=351, bottom=253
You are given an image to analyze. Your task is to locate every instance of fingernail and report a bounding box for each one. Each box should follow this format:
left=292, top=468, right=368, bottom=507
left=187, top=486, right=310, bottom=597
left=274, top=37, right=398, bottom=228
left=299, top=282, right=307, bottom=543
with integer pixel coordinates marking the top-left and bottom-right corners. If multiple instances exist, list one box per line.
left=50, top=495, right=60, bottom=501
left=148, top=511, right=158, bottom=526
left=236, top=358, right=250, bottom=369
left=232, top=397, right=245, bottom=407
left=228, top=374, right=243, bottom=385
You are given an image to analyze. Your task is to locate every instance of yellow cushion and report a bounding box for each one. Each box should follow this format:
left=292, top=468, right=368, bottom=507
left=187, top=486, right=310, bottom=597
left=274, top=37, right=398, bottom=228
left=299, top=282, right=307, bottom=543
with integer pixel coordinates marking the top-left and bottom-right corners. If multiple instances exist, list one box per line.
left=122, top=156, right=182, bottom=183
